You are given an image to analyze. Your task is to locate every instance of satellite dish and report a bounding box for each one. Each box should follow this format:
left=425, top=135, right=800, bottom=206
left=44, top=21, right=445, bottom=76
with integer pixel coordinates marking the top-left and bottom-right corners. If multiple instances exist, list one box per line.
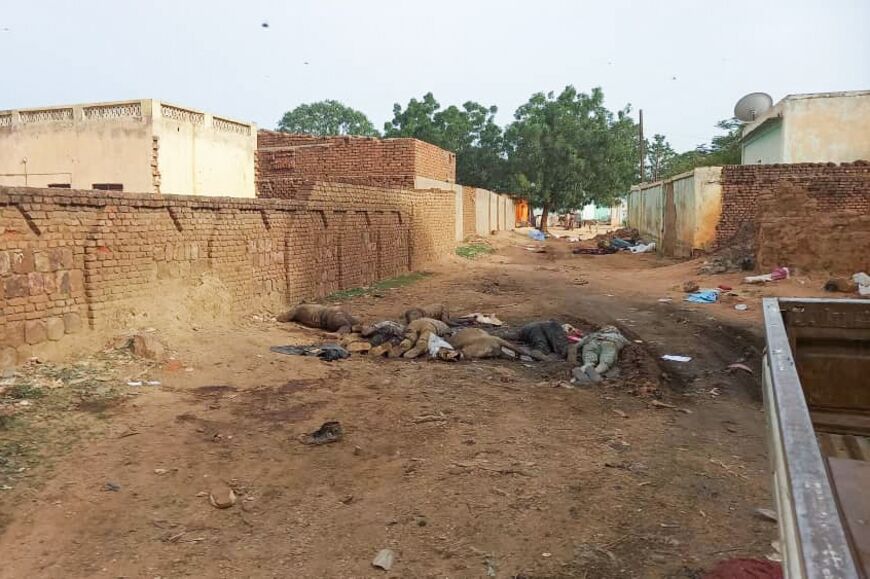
left=734, top=92, right=773, bottom=122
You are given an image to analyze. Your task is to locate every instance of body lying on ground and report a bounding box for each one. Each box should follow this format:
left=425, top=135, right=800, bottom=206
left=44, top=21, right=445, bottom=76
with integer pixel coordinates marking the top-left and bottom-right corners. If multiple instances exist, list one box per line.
left=398, top=317, right=451, bottom=358
left=448, top=328, right=547, bottom=360
left=277, top=304, right=359, bottom=333
left=567, top=325, right=629, bottom=382
left=403, top=303, right=451, bottom=324
left=517, top=320, right=568, bottom=358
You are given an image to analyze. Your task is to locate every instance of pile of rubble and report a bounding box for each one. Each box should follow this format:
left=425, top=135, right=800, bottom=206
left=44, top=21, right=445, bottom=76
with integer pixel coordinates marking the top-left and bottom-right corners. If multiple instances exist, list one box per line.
left=572, top=227, right=655, bottom=255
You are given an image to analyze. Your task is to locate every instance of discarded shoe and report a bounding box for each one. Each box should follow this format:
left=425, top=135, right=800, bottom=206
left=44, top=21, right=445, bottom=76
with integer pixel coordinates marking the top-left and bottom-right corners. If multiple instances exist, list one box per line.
left=301, top=421, right=344, bottom=445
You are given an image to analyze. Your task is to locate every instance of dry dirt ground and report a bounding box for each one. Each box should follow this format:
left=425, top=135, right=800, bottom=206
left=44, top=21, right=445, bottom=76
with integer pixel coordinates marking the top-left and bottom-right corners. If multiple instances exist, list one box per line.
left=0, top=231, right=839, bottom=578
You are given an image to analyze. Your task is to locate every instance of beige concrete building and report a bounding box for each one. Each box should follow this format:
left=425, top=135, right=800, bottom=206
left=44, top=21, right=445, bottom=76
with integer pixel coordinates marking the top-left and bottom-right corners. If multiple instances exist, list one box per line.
left=0, top=99, right=257, bottom=197
left=741, top=91, right=870, bottom=165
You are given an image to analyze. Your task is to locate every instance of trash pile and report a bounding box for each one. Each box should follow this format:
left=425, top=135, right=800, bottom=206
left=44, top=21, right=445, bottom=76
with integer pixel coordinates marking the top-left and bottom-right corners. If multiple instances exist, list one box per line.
left=698, top=222, right=757, bottom=274
left=572, top=227, right=655, bottom=255
left=273, top=303, right=632, bottom=383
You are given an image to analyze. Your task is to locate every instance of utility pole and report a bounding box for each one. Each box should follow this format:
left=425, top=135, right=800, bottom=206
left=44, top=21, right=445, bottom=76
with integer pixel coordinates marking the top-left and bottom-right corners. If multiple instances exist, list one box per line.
left=638, top=109, right=645, bottom=183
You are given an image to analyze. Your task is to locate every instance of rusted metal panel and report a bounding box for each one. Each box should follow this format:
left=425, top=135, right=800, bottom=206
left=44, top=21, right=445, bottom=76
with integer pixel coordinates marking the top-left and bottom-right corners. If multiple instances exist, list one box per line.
left=763, top=297, right=863, bottom=578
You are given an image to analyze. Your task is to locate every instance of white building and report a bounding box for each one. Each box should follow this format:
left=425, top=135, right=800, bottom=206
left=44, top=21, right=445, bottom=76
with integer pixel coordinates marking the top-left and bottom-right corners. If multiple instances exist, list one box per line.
left=0, top=99, right=257, bottom=197
left=741, top=91, right=870, bottom=165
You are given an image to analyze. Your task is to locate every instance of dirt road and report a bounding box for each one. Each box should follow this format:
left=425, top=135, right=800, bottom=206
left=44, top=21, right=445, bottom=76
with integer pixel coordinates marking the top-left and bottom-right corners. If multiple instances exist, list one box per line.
left=0, top=232, right=800, bottom=578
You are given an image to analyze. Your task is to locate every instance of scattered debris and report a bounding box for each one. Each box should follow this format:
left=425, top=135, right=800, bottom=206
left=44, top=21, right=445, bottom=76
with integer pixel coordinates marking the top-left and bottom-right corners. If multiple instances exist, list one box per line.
left=685, top=289, right=720, bottom=304
left=753, top=507, right=778, bottom=523
left=372, top=548, right=396, bottom=571
left=612, top=409, right=628, bottom=419
left=528, top=229, right=546, bottom=241
left=657, top=298, right=672, bottom=303
left=209, top=483, right=237, bottom=509
left=628, top=242, right=656, bottom=254
left=662, top=355, right=692, bottom=363
left=854, top=272, right=870, bottom=296
left=103, top=481, right=121, bottom=492
left=130, top=333, right=167, bottom=361
left=744, top=267, right=789, bottom=285
left=727, top=363, right=753, bottom=375
left=301, top=421, right=344, bottom=445
left=717, top=284, right=733, bottom=291
left=269, top=344, right=349, bottom=362
left=153, top=468, right=170, bottom=475
left=734, top=304, right=749, bottom=311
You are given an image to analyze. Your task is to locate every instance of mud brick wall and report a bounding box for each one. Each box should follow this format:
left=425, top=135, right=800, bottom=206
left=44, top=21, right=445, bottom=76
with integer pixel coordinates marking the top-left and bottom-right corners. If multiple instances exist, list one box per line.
left=408, top=189, right=457, bottom=266
left=414, top=140, right=456, bottom=184
left=0, top=183, right=454, bottom=367
left=756, top=182, right=870, bottom=273
left=715, top=162, right=870, bottom=248
left=257, top=131, right=455, bottom=192
left=462, top=187, right=477, bottom=239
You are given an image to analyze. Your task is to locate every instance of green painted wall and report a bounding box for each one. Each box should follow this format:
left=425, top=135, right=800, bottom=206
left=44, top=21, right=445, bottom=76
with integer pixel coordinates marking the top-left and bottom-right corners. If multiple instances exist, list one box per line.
left=742, top=121, right=783, bottom=164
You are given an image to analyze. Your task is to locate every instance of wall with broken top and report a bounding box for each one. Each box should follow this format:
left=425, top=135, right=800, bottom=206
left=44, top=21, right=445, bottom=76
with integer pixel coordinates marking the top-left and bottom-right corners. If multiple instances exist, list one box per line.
left=0, top=183, right=455, bottom=367
left=728, top=163, right=870, bottom=272
left=627, top=162, right=869, bottom=271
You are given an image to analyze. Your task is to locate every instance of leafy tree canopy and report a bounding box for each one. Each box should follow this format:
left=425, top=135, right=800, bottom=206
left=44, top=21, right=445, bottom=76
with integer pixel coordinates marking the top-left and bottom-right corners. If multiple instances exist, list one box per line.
left=277, top=100, right=379, bottom=137
left=660, top=118, right=742, bottom=179
left=503, top=86, right=637, bottom=228
left=384, top=93, right=508, bottom=189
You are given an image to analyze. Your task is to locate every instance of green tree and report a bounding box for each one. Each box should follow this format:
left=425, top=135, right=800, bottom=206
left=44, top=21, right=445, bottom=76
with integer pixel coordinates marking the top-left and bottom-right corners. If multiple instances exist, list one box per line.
left=645, top=134, right=676, bottom=181
left=384, top=93, right=508, bottom=190
left=277, top=100, right=379, bottom=137
left=504, top=86, right=637, bottom=231
left=662, top=118, right=743, bottom=178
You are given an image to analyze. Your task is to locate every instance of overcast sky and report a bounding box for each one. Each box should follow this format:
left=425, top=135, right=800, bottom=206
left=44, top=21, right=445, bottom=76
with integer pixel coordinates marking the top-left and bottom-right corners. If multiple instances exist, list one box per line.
left=2, top=0, right=868, bottom=151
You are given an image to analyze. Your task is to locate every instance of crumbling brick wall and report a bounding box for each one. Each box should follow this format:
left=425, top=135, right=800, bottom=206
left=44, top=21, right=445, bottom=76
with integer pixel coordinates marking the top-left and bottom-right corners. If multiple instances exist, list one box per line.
left=714, top=162, right=870, bottom=272
left=716, top=163, right=870, bottom=248
left=756, top=182, right=870, bottom=273
left=0, top=183, right=454, bottom=367
left=257, top=131, right=455, bottom=194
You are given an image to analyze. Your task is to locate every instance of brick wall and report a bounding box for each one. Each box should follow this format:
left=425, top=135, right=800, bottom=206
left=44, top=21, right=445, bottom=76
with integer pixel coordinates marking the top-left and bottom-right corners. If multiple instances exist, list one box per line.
left=257, top=131, right=455, bottom=193
left=713, top=162, right=870, bottom=273
left=716, top=163, right=870, bottom=248
left=756, top=184, right=870, bottom=273
left=414, top=140, right=456, bottom=184
left=0, top=183, right=454, bottom=367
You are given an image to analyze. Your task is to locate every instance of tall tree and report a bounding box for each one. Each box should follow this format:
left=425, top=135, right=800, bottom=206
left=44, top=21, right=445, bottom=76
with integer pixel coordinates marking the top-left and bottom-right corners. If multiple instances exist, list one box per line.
left=645, top=134, right=676, bottom=181
left=384, top=93, right=508, bottom=190
left=662, top=118, right=743, bottom=178
left=504, top=86, right=637, bottom=231
left=277, top=100, right=379, bottom=137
